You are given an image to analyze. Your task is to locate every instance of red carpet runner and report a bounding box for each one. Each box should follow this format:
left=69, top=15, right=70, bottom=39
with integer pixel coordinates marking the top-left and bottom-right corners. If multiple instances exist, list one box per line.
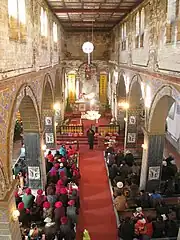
left=76, top=146, right=117, bottom=240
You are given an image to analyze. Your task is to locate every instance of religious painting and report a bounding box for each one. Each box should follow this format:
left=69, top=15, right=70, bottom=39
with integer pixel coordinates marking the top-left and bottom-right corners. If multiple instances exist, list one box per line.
left=148, top=166, right=160, bottom=180
left=127, top=133, right=136, bottom=143
left=45, top=133, right=54, bottom=144
left=28, top=166, right=40, bottom=180
left=129, top=116, right=136, bottom=125
left=79, top=103, right=86, bottom=112
left=45, top=117, right=52, bottom=126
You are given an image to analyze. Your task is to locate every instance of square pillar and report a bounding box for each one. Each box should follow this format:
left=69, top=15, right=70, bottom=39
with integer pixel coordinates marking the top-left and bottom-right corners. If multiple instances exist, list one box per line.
left=140, top=131, right=165, bottom=192
left=43, top=110, right=56, bottom=149
left=24, top=132, right=42, bottom=189
left=0, top=181, right=21, bottom=240
left=124, top=108, right=140, bottom=151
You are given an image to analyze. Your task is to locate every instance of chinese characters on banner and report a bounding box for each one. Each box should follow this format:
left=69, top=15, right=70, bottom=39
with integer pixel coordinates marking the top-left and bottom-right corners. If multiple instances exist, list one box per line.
left=44, top=116, right=55, bottom=148
left=68, top=74, right=76, bottom=103
left=99, top=74, right=107, bottom=103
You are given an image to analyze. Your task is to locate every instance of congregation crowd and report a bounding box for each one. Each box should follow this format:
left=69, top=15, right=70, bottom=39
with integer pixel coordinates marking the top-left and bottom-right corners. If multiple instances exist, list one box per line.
left=105, top=144, right=180, bottom=240
left=13, top=145, right=80, bottom=240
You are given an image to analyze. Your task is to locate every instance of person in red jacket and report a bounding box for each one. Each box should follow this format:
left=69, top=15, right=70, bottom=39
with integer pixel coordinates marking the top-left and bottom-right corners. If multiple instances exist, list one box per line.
left=46, top=151, right=54, bottom=163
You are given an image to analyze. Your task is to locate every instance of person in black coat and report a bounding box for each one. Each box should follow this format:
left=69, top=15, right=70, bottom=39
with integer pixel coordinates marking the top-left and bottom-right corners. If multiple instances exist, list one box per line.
left=57, top=216, right=75, bottom=240
left=118, top=217, right=134, bottom=240
left=87, top=128, right=95, bottom=150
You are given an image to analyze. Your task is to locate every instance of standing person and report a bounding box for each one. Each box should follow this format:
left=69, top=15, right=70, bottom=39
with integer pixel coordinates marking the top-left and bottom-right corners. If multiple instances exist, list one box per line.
left=87, top=128, right=95, bottom=150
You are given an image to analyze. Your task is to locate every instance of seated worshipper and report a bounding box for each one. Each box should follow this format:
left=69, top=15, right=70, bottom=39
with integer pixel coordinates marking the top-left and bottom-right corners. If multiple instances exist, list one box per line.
left=105, top=143, right=115, bottom=157
left=56, top=179, right=65, bottom=195
left=28, top=223, right=42, bottom=240
left=106, top=153, right=115, bottom=167
left=131, top=162, right=140, bottom=176
left=46, top=184, right=57, bottom=206
left=113, top=181, right=124, bottom=198
left=165, top=218, right=179, bottom=238
left=44, top=217, right=56, bottom=240
left=114, top=192, right=127, bottom=212
left=119, top=161, right=131, bottom=181
left=108, top=164, right=118, bottom=184
left=54, top=150, right=61, bottom=161
left=18, top=202, right=31, bottom=227
left=54, top=201, right=65, bottom=228
left=137, top=190, right=151, bottom=208
left=124, top=150, right=134, bottom=167
left=156, top=201, right=169, bottom=216
left=36, top=189, right=46, bottom=208
left=58, top=216, right=76, bottom=240
left=118, top=216, right=134, bottom=240
left=130, top=181, right=139, bottom=200
left=47, top=169, right=59, bottom=184
left=58, top=163, right=67, bottom=176
left=115, top=149, right=124, bottom=167
left=134, top=217, right=147, bottom=240
left=14, top=190, right=22, bottom=207
left=69, top=189, right=80, bottom=210
left=59, top=187, right=68, bottom=208
left=18, top=171, right=25, bottom=189
left=145, top=216, right=154, bottom=239
left=30, top=202, right=42, bottom=223
left=152, top=216, right=166, bottom=238
left=67, top=200, right=78, bottom=225
left=72, top=168, right=81, bottom=185
left=22, top=188, right=35, bottom=209
left=59, top=171, right=68, bottom=186
left=59, top=145, right=67, bottom=157
left=46, top=151, right=54, bottom=163
left=165, top=153, right=174, bottom=165
left=67, top=145, right=75, bottom=157
left=150, top=190, right=162, bottom=207
left=13, top=163, right=21, bottom=177
left=43, top=201, right=53, bottom=220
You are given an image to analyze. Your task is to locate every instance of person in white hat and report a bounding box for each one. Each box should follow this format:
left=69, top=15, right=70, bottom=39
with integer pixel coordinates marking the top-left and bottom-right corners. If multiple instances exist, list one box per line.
left=113, top=181, right=124, bottom=198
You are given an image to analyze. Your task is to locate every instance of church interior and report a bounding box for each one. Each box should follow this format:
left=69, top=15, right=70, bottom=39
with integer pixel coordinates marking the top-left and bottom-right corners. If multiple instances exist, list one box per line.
left=1, top=0, right=180, bottom=239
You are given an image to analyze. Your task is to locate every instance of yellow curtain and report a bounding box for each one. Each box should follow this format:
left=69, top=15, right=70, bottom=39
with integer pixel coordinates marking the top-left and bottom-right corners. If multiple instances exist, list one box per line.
left=99, top=74, right=107, bottom=103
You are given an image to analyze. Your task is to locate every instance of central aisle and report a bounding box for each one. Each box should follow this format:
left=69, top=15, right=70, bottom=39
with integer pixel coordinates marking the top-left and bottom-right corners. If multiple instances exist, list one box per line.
left=76, top=146, right=117, bottom=240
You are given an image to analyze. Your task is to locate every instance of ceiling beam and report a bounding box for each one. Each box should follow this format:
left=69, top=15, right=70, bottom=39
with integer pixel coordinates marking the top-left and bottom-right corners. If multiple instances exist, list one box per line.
left=54, top=8, right=129, bottom=13
left=60, top=20, right=118, bottom=24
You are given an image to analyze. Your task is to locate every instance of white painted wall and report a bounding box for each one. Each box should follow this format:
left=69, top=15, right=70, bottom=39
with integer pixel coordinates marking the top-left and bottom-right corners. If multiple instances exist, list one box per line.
left=167, top=103, right=180, bottom=141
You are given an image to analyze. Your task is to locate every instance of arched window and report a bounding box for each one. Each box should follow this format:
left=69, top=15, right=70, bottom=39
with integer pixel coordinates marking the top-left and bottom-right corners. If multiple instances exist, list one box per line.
left=121, top=23, right=127, bottom=50
left=40, top=7, right=48, bottom=37
left=140, top=8, right=145, bottom=34
left=166, top=0, right=177, bottom=43
left=140, top=8, right=145, bottom=47
left=53, top=22, right=58, bottom=43
left=135, top=12, right=140, bottom=36
left=8, top=0, right=26, bottom=40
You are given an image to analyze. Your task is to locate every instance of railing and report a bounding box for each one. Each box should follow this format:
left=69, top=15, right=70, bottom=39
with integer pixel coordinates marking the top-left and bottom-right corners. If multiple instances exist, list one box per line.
left=56, top=125, right=84, bottom=135
left=96, top=124, right=120, bottom=136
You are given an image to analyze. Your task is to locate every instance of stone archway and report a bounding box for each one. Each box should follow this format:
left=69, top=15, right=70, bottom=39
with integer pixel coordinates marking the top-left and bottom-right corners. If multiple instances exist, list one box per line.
left=129, top=75, right=144, bottom=109
left=41, top=74, right=55, bottom=150
left=7, top=85, right=41, bottom=182
left=140, top=85, right=179, bottom=191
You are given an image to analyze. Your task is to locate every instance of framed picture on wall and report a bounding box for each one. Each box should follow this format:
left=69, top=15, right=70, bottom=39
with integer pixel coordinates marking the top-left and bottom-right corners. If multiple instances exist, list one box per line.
left=79, top=103, right=86, bottom=112
left=45, top=133, right=54, bottom=144
left=148, top=166, right=160, bottom=180
left=45, top=117, right=52, bottom=126
left=129, top=116, right=136, bottom=125
left=127, top=133, right=136, bottom=143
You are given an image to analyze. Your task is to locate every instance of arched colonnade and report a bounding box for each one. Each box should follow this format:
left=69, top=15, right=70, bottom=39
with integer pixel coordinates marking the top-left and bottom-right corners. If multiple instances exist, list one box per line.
left=112, top=69, right=180, bottom=192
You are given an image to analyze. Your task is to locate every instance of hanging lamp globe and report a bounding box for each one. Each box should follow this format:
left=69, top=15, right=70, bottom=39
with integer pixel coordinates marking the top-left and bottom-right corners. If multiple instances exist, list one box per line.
left=82, top=41, right=94, bottom=54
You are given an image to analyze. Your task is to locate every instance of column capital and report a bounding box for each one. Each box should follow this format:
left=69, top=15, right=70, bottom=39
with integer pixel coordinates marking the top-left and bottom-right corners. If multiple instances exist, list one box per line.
left=141, top=127, right=165, bottom=137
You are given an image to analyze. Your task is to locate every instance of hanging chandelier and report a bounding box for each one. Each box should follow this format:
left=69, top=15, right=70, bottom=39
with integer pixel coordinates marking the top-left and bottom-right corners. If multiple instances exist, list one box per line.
left=82, top=41, right=94, bottom=65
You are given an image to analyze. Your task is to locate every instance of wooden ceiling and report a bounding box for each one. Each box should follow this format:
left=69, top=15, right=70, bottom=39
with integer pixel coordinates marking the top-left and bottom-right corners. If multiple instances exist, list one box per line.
left=47, top=0, right=143, bottom=32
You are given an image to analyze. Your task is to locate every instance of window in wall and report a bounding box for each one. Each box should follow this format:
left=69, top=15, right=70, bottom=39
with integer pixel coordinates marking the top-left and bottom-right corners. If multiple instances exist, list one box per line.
left=53, top=22, right=58, bottom=51
left=140, top=8, right=145, bottom=47
left=40, top=7, right=48, bottom=48
left=166, top=0, right=177, bottom=43
left=135, top=12, right=140, bottom=48
left=8, top=0, right=26, bottom=41
left=121, top=23, right=127, bottom=50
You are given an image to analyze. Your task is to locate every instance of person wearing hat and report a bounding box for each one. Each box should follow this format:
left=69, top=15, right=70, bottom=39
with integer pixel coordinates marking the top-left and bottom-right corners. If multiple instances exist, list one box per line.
left=54, top=201, right=65, bottom=228
left=44, top=217, right=56, bottom=240
left=56, top=179, right=65, bottom=195
left=14, top=190, right=22, bottom=207
left=46, top=184, right=57, bottom=207
left=47, top=169, right=59, bottom=185
left=36, top=189, right=46, bottom=208
left=18, top=202, right=31, bottom=227
left=59, top=171, right=68, bottom=186
left=113, top=181, right=124, bottom=198
left=59, top=145, right=67, bottom=157
left=58, top=162, right=67, bottom=176
left=58, top=216, right=76, bottom=240
left=22, top=188, right=35, bottom=209
left=59, top=188, right=68, bottom=209
left=67, top=200, right=78, bottom=225
left=43, top=201, right=53, bottom=220
left=69, top=189, right=80, bottom=210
